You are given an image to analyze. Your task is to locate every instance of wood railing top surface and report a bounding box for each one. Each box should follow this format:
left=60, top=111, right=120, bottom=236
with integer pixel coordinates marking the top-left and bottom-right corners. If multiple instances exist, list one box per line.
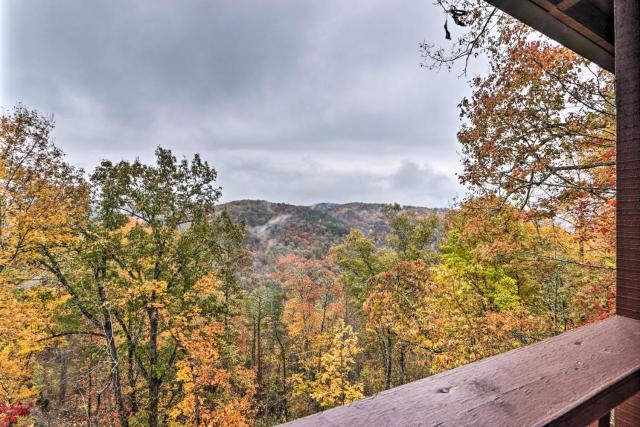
left=281, top=315, right=640, bottom=427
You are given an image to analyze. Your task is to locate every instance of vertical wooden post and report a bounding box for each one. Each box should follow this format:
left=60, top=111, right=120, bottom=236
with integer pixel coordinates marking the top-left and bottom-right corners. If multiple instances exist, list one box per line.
left=615, top=0, right=640, bottom=425
left=615, top=0, right=640, bottom=322
left=587, top=411, right=611, bottom=427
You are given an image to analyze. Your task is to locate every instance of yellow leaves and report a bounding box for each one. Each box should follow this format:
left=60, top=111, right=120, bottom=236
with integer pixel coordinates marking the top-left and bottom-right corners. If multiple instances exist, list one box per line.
left=192, top=273, right=225, bottom=301
left=289, top=373, right=308, bottom=397
left=170, top=319, right=256, bottom=426
left=364, top=260, right=437, bottom=343
left=1, top=108, right=89, bottom=273
left=0, top=283, right=67, bottom=401
left=174, top=360, right=194, bottom=385
left=123, top=279, right=169, bottom=310
left=294, top=321, right=364, bottom=410
left=120, top=216, right=149, bottom=235
left=207, top=400, right=255, bottom=427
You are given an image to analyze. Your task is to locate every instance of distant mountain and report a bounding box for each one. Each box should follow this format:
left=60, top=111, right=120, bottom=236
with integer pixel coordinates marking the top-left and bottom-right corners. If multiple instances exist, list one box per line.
left=220, top=200, right=446, bottom=271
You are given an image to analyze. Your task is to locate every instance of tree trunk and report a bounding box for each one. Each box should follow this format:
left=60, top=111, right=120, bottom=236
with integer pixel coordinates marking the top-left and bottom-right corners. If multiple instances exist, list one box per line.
left=385, top=331, right=393, bottom=389
left=95, top=390, right=102, bottom=427
left=274, top=327, right=288, bottom=419
left=97, top=279, right=129, bottom=427
left=251, top=315, right=256, bottom=367
left=195, top=391, right=201, bottom=426
left=399, top=345, right=406, bottom=386
left=127, top=339, right=138, bottom=414
left=147, top=306, right=161, bottom=427
left=58, top=348, right=68, bottom=403
left=104, top=313, right=129, bottom=427
left=87, top=369, right=93, bottom=427
left=379, top=328, right=393, bottom=390
left=257, top=296, right=263, bottom=386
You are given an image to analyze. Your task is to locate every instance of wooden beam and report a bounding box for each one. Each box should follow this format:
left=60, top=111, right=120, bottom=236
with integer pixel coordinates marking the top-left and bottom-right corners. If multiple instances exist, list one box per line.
left=531, top=0, right=614, bottom=52
left=280, top=316, right=640, bottom=426
left=614, top=0, right=640, bottom=423
left=485, top=0, right=614, bottom=72
left=556, top=0, right=582, bottom=10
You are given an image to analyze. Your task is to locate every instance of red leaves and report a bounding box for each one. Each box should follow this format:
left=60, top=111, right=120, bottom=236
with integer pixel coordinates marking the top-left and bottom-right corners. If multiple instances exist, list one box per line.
left=458, top=21, right=615, bottom=215
left=0, top=401, right=30, bottom=427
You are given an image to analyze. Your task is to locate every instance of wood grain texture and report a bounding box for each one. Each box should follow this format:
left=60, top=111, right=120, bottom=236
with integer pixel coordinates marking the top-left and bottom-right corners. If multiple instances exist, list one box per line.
left=280, top=316, right=640, bottom=427
left=616, top=393, right=640, bottom=427
left=615, top=0, right=640, bottom=322
left=613, top=0, right=640, bottom=424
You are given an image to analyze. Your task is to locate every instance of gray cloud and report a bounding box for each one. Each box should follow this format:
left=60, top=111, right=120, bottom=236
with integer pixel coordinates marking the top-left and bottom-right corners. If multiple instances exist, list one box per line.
left=2, top=0, right=475, bottom=207
left=218, top=157, right=456, bottom=207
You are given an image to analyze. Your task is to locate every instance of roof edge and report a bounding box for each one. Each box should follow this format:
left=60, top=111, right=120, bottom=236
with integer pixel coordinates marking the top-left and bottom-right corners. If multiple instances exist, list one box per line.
left=486, top=0, right=615, bottom=73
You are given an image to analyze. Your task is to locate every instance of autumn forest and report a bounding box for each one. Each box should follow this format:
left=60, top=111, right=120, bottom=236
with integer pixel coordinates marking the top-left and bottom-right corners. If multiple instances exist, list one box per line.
left=0, top=2, right=617, bottom=426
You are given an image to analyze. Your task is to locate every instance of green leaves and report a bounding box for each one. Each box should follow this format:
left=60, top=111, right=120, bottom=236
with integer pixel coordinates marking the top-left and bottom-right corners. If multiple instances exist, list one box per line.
left=91, top=147, right=221, bottom=230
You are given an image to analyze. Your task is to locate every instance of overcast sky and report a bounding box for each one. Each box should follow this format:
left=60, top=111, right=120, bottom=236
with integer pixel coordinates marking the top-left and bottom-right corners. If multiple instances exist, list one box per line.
left=1, top=0, right=480, bottom=207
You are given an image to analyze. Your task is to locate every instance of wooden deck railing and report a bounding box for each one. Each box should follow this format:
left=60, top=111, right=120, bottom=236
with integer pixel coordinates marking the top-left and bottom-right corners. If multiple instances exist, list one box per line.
left=280, top=316, right=640, bottom=426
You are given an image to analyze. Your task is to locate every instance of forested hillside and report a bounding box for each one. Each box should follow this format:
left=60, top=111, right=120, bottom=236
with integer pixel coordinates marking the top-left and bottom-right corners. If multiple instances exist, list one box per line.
left=221, top=200, right=446, bottom=269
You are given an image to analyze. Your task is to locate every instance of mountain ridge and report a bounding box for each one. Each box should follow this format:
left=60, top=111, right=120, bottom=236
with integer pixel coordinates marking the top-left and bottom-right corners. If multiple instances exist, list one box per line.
left=220, top=200, right=447, bottom=270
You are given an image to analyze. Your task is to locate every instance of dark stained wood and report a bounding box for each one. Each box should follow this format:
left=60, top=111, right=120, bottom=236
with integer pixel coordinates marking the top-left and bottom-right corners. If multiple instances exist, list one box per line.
left=616, top=393, right=640, bottom=427
left=558, top=0, right=613, bottom=45
left=586, top=411, right=610, bottom=427
left=533, top=0, right=613, bottom=50
left=597, top=411, right=610, bottom=427
left=613, top=0, right=640, bottom=424
left=615, top=0, right=640, bottom=322
left=280, top=316, right=640, bottom=427
left=485, top=0, right=614, bottom=72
